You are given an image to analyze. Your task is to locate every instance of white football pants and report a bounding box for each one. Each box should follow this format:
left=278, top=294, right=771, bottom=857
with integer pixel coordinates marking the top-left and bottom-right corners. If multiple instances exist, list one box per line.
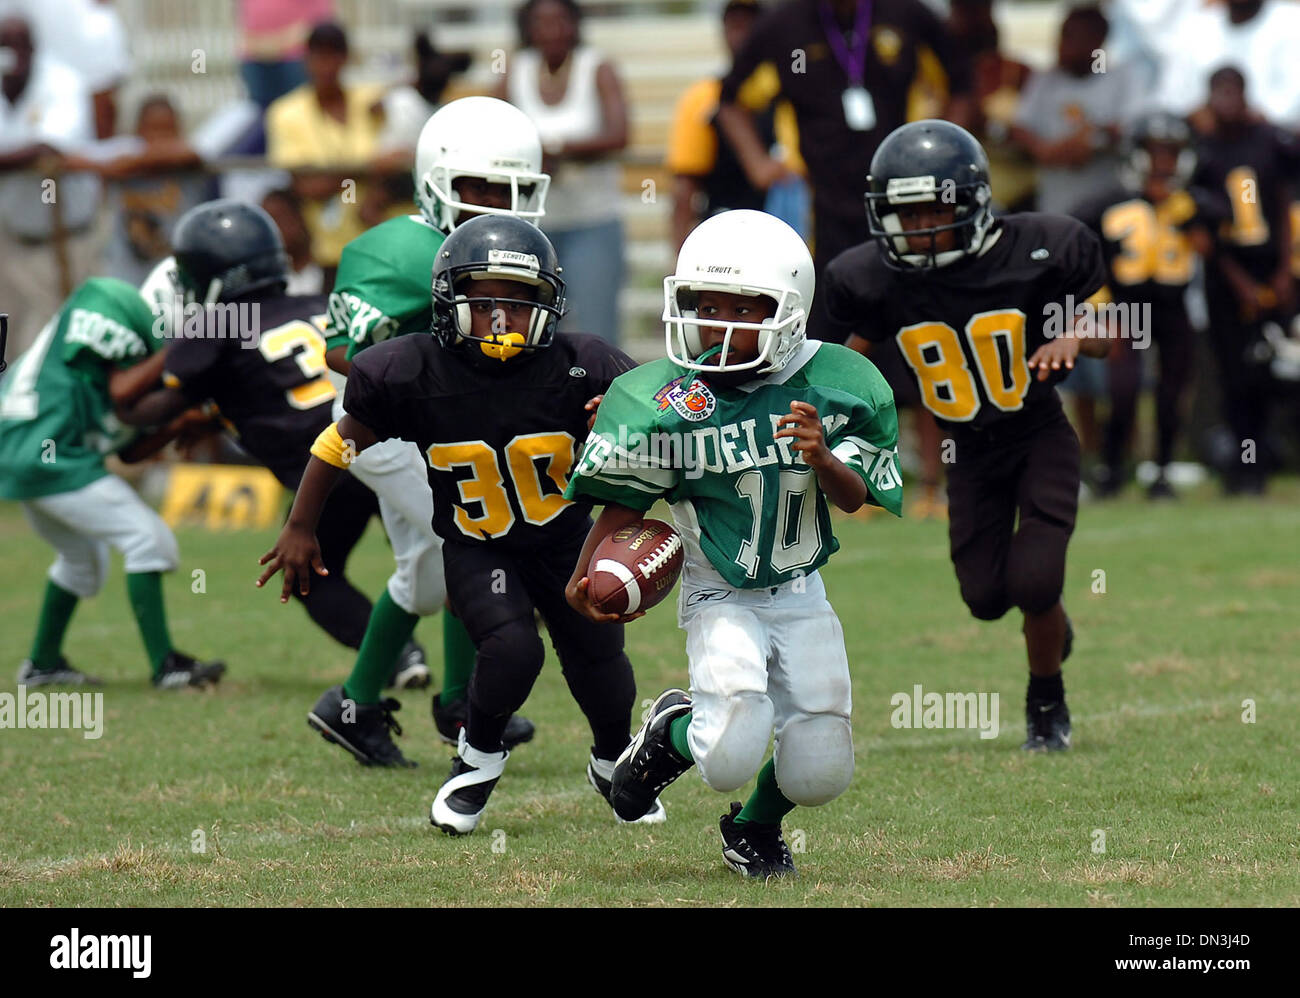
left=333, top=395, right=446, bottom=616
left=22, top=474, right=180, bottom=597
left=677, top=564, right=854, bottom=808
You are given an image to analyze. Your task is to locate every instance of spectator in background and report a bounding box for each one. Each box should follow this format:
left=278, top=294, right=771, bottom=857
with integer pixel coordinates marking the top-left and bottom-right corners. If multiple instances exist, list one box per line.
left=81, top=95, right=205, bottom=286
left=1010, top=4, right=1139, bottom=473
left=948, top=0, right=1035, bottom=212
left=261, top=188, right=324, bottom=296
left=716, top=0, right=975, bottom=344
left=266, top=22, right=389, bottom=288
left=370, top=31, right=473, bottom=219
left=378, top=31, right=473, bottom=157
left=716, top=0, right=973, bottom=520
left=1192, top=66, right=1297, bottom=494
left=1152, top=0, right=1300, bottom=131
left=666, top=0, right=810, bottom=253
left=500, top=0, right=630, bottom=344
left=238, top=0, right=336, bottom=111
left=0, top=13, right=102, bottom=358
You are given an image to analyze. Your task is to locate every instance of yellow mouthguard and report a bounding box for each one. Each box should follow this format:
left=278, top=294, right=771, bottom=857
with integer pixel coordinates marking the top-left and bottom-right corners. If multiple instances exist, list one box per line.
left=480, top=331, right=526, bottom=361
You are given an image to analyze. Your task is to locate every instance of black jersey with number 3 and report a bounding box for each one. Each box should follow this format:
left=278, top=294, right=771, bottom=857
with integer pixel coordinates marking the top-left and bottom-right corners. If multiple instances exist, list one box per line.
left=1070, top=183, right=1225, bottom=307
left=823, top=213, right=1107, bottom=437
left=162, top=294, right=335, bottom=487
left=344, top=333, right=636, bottom=549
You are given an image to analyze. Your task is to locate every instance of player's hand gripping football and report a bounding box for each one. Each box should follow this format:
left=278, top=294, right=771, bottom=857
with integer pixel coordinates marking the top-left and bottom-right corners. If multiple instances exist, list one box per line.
left=256, top=524, right=328, bottom=603
left=565, top=574, right=646, bottom=625
left=774, top=400, right=833, bottom=468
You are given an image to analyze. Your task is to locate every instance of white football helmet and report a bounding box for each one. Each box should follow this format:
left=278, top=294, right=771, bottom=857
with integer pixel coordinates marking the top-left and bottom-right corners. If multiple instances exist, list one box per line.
left=140, top=255, right=183, bottom=338
left=415, top=97, right=550, bottom=233
left=664, top=210, right=814, bottom=375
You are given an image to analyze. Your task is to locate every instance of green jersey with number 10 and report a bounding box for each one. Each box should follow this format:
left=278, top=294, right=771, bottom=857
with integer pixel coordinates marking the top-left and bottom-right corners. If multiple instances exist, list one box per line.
left=565, top=341, right=903, bottom=590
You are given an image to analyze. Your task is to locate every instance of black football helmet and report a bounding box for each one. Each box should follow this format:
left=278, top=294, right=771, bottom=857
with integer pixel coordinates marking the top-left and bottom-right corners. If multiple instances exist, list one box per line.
left=431, top=213, right=565, bottom=363
left=171, top=199, right=290, bottom=304
left=1120, top=111, right=1196, bottom=193
left=865, top=119, right=995, bottom=270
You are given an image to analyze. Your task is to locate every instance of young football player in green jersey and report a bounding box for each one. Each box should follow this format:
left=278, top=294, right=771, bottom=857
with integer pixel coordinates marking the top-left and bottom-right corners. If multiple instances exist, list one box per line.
left=0, top=279, right=225, bottom=688
left=314, top=96, right=551, bottom=762
left=565, top=210, right=904, bottom=879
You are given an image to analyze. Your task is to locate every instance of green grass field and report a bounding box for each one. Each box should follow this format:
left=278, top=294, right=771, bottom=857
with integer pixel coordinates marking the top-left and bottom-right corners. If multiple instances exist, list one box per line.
left=1, top=481, right=1297, bottom=907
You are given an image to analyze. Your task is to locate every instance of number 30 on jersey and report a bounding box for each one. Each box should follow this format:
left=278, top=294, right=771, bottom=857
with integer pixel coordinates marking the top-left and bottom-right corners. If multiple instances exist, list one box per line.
left=896, top=309, right=1029, bottom=422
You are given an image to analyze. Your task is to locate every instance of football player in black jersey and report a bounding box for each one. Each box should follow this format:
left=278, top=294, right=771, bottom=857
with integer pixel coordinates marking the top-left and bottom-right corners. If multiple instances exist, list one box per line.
left=1192, top=67, right=1298, bottom=494
left=258, top=215, right=661, bottom=832
left=116, top=201, right=388, bottom=688
left=825, top=120, right=1111, bottom=751
left=1070, top=112, right=1225, bottom=499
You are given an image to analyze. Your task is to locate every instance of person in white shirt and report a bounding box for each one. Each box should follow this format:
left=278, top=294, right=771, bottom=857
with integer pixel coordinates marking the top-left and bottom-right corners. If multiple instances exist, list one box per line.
left=499, top=0, right=630, bottom=344
left=0, top=14, right=103, bottom=359
left=1149, top=0, right=1300, bottom=130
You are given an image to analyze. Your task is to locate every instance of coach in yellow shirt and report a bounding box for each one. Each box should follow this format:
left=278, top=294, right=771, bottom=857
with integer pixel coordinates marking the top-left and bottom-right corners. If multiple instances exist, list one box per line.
left=266, top=22, right=387, bottom=278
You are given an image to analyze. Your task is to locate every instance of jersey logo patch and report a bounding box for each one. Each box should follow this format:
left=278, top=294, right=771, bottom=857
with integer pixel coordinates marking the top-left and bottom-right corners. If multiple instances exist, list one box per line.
left=654, top=375, right=716, bottom=422
left=1031, top=248, right=1050, bottom=260
left=569, top=366, right=586, bottom=377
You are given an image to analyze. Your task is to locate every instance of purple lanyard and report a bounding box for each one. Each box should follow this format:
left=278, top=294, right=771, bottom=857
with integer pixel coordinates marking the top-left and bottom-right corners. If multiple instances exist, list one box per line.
left=819, top=0, right=874, bottom=87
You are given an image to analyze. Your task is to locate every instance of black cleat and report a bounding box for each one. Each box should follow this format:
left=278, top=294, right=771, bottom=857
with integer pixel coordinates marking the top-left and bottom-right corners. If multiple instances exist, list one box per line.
left=719, top=802, right=797, bottom=880
left=587, top=752, right=666, bottom=823
left=152, top=651, right=225, bottom=689
left=610, top=688, right=694, bottom=821
left=1146, top=474, right=1176, bottom=500
left=308, top=685, right=416, bottom=767
left=1022, top=696, right=1072, bottom=751
left=388, top=639, right=431, bottom=690
left=430, top=731, right=507, bottom=835
left=432, top=693, right=534, bottom=750
left=17, top=658, right=101, bottom=686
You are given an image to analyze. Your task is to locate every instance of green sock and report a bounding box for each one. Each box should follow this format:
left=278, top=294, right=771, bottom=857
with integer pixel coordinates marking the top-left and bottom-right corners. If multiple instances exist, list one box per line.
left=126, top=572, right=172, bottom=675
left=668, top=712, right=694, bottom=762
left=29, top=580, right=79, bottom=670
left=344, top=589, right=418, bottom=704
left=440, top=611, right=476, bottom=703
left=736, top=758, right=796, bottom=827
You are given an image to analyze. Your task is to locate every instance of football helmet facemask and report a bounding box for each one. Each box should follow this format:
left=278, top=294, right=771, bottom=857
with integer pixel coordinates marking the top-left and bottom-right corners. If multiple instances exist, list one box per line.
left=1120, top=111, right=1197, bottom=193
left=431, top=214, right=565, bottom=363
left=865, top=119, right=995, bottom=270
left=664, top=209, right=813, bottom=376
left=415, top=97, right=550, bottom=233
left=171, top=200, right=290, bottom=304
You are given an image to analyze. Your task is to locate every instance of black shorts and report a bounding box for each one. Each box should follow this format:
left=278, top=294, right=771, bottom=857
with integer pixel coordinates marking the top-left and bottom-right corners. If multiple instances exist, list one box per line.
left=945, top=408, right=1080, bottom=621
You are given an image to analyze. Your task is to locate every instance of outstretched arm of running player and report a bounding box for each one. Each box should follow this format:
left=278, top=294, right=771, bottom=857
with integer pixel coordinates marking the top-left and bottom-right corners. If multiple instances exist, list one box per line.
left=256, top=413, right=379, bottom=602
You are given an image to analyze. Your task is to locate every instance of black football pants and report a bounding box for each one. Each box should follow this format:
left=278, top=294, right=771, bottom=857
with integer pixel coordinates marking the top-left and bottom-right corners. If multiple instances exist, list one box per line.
left=442, top=529, right=635, bottom=760
left=947, top=411, right=1080, bottom=621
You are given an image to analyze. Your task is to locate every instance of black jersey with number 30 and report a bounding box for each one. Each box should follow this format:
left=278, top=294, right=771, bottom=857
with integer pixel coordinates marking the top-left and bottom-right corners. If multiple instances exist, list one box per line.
left=163, top=294, right=336, bottom=486
left=345, top=333, right=636, bottom=549
left=824, top=213, right=1107, bottom=436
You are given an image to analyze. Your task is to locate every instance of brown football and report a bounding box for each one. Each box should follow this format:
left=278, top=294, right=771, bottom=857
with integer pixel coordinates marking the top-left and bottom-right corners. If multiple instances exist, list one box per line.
left=587, top=518, right=684, bottom=616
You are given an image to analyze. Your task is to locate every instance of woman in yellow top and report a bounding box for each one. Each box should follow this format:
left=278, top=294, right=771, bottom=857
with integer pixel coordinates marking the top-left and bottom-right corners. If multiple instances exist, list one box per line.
left=266, top=22, right=392, bottom=284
